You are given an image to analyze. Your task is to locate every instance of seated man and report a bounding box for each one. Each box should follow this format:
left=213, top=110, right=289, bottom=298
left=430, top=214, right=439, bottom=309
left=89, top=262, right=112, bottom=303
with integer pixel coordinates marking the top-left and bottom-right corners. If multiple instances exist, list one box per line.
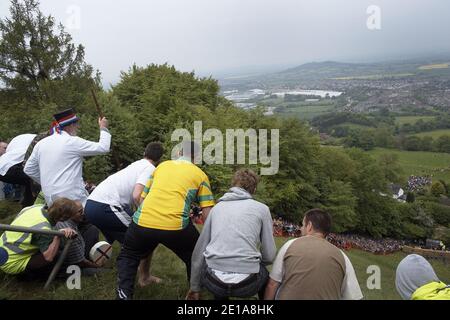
left=396, top=254, right=450, bottom=300
left=264, top=209, right=363, bottom=300
left=187, top=169, right=276, bottom=300
left=0, top=198, right=77, bottom=278
left=55, top=201, right=103, bottom=275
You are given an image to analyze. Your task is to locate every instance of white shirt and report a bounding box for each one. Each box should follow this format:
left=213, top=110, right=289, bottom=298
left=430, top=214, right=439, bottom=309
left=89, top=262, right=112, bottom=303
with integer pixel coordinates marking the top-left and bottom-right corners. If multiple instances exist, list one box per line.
left=24, top=129, right=111, bottom=206
left=212, top=269, right=251, bottom=284
left=88, top=159, right=155, bottom=208
left=270, top=238, right=364, bottom=300
left=0, top=134, right=36, bottom=176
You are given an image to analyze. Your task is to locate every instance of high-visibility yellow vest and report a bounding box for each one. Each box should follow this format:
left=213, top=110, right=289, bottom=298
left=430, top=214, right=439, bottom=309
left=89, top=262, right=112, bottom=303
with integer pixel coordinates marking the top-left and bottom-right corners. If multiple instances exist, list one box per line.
left=412, top=281, right=450, bottom=300
left=0, top=205, right=52, bottom=274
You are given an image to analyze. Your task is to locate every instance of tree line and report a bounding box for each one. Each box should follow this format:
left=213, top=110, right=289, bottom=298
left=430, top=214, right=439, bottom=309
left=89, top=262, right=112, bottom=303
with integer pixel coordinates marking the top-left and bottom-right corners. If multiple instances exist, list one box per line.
left=0, top=0, right=447, bottom=243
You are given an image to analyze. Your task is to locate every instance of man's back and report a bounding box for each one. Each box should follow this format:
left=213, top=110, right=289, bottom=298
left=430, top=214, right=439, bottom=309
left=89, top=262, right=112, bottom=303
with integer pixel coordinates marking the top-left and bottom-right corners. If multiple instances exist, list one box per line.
left=133, top=158, right=214, bottom=230
left=25, top=130, right=110, bottom=205
left=32, top=132, right=86, bottom=203
left=0, top=134, right=36, bottom=175
left=204, top=188, right=276, bottom=273
left=89, top=159, right=154, bottom=207
left=278, top=236, right=346, bottom=300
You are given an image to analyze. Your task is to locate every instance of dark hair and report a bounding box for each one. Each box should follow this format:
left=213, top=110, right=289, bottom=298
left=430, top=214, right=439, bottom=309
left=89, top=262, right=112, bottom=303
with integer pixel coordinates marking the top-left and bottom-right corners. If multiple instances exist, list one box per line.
left=144, top=142, right=164, bottom=163
left=231, top=168, right=259, bottom=194
left=303, top=208, right=332, bottom=236
left=48, top=198, right=80, bottom=223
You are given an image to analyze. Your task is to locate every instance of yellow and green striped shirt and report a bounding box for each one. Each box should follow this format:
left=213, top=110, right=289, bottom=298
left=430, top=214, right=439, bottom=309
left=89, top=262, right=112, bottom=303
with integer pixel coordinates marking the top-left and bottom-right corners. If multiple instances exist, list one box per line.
left=133, top=158, right=215, bottom=230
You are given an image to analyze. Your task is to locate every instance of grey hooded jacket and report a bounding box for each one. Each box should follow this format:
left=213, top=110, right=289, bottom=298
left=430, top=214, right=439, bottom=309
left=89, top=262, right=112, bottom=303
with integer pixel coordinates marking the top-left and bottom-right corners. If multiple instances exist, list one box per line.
left=395, top=254, right=440, bottom=300
left=190, top=187, right=276, bottom=292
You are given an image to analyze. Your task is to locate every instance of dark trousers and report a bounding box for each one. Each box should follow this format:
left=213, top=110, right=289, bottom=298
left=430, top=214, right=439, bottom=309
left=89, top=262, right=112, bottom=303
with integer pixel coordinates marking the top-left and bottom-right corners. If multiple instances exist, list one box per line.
left=116, top=221, right=199, bottom=299
left=85, top=199, right=132, bottom=244
left=80, top=223, right=100, bottom=259
left=0, top=164, right=38, bottom=207
left=202, top=264, right=269, bottom=300
left=19, top=253, right=56, bottom=280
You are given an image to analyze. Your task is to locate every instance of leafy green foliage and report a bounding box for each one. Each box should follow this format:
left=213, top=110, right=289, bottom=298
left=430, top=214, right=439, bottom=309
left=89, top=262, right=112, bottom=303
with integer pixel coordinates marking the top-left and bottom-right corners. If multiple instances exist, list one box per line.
left=0, top=0, right=444, bottom=241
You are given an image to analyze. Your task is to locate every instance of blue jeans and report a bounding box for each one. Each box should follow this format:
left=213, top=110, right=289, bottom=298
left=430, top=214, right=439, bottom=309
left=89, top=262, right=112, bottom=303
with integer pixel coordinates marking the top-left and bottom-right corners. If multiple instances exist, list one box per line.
left=202, top=264, right=269, bottom=300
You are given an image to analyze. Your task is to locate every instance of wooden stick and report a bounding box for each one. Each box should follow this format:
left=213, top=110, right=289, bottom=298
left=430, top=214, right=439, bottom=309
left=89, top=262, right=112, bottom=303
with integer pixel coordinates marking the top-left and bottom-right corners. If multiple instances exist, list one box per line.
left=91, top=89, right=104, bottom=118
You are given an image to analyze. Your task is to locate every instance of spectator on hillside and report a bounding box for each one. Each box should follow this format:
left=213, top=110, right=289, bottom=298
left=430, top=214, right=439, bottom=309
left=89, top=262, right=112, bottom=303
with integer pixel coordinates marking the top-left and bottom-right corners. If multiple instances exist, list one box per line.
left=264, top=209, right=363, bottom=300
left=85, top=142, right=164, bottom=286
left=0, top=198, right=77, bottom=278
left=0, top=134, right=41, bottom=206
left=55, top=200, right=103, bottom=275
left=116, top=141, right=215, bottom=300
left=186, top=169, right=276, bottom=300
left=396, top=254, right=450, bottom=300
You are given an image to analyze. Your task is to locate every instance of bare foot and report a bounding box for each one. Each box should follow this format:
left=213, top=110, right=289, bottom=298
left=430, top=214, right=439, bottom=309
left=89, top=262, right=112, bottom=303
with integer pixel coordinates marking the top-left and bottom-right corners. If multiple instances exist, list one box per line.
left=138, top=275, right=162, bottom=287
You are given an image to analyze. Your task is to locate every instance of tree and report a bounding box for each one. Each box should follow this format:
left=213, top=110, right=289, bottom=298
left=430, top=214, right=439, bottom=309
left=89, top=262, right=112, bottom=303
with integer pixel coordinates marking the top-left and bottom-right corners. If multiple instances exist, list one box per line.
left=0, top=0, right=97, bottom=104
left=377, top=153, right=402, bottom=183
left=406, top=192, right=415, bottom=203
left=403, top=136, right=422, bottom=151
left=431, top=181, right=446, bottom=197
left=344, top=129, right=375, bottom=151
left=374, top=127, right=395, bottom=148
left=434, top=135, right=450, bottom=153
left=321, top=180, right=358, bottom=233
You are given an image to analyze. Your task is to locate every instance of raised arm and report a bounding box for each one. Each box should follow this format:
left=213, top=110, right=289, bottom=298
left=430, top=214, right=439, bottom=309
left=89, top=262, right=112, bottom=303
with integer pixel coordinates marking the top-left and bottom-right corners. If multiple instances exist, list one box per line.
left=74, top=118, right=111, bottom=156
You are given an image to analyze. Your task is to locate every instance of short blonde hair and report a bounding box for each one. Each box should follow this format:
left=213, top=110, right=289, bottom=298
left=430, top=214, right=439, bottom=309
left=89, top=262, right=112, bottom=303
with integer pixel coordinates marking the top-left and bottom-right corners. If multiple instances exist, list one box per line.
left=231, top=169, right=259, bottom=194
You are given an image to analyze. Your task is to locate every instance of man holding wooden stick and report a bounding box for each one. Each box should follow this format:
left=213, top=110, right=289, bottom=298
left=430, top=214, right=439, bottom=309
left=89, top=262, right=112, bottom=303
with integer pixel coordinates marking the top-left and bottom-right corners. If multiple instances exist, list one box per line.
left=24, top=108, right=111, bottom=207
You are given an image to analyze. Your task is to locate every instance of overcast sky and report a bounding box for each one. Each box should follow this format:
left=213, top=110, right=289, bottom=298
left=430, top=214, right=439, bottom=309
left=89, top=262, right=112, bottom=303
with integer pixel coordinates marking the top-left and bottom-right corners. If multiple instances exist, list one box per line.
left=1, top=0, right=450, bottom=86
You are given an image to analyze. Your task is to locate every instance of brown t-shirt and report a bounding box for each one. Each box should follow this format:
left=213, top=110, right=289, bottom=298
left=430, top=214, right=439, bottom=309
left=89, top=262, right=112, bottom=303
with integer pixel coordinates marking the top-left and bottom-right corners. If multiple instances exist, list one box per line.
left=277, top=235, right=346, bottom=300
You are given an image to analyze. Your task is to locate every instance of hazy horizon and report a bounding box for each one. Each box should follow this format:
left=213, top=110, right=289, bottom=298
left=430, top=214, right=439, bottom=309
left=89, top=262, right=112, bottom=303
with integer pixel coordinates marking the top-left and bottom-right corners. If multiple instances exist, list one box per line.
left=1, top=0, right=450, bottom=86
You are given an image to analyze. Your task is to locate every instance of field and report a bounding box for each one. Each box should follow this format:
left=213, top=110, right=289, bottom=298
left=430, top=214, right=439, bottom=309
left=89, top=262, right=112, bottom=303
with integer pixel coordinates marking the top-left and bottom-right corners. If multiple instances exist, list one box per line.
left=332, top=73, right=414, bottom=80
left=368, top=148, right=450, bottom=181
left=411, top=129, right=450, bottom=139
left=394, top=116, right=435, bottom=125
left=418, top=63, right=449, bottom=70
left=0, top=202, right=449, bottom=300
left=335, top=122, right=372, bottom=130
left=276, top=104, right=336, bottom=120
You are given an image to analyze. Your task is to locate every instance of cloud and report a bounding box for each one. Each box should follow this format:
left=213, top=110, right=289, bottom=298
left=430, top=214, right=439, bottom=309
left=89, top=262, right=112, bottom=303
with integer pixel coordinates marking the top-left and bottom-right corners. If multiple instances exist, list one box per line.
left=2, top=0, right=449, bottom=84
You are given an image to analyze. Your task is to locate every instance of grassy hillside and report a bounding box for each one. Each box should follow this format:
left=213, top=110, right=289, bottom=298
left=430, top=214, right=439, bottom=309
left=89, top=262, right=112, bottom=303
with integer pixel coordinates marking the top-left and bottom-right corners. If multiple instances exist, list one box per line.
left=411, top=129, right=450, bottom=139
left=276, top=104, right=335, bottom=120
left=1, top=207, right=449, bottom=300
left=395, top=116, right=435, bottom=125
left=368, top=148, right=450, bottom=181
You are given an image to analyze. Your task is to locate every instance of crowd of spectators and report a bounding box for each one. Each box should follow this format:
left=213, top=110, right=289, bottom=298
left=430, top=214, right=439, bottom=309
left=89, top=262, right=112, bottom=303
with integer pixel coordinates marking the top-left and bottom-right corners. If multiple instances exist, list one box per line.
left=273, top=217, right=301, bottom=237
left=271, top=219, right=448, bottom=255
left=326, top=233, right=406, bottom=254
left=407, top=175, right=432, bottom=192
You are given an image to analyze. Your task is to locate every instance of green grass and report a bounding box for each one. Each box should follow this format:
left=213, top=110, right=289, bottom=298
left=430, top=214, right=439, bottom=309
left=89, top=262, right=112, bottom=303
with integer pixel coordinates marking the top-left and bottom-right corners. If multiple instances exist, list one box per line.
left=368, top=147, right=450, bottom=181
left=276, top=104, right=335, bottom=120
left=1, top=208, right=449, bottom=300
left=335, top=122, right=372, bottom=130
left=411, top=129, right=450, bottom=139
left=395, top=116, right=435, bottom=126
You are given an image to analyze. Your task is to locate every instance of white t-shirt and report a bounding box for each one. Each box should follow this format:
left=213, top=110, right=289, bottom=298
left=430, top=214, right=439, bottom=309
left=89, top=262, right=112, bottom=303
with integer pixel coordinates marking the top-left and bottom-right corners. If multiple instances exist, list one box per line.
left=88, top=159, right=155, bottom=207
left=0, top=134, right=36, bottom=176
left=270, top=238, right=363, bottom=300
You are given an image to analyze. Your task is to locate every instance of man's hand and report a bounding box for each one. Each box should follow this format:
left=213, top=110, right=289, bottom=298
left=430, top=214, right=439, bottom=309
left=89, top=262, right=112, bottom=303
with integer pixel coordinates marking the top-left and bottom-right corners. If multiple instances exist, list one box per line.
left=98, top=117, right=108, bottom=129
left=185, top=290, right=200, bottom=300
left=59, top=228, right=77, bottom=239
